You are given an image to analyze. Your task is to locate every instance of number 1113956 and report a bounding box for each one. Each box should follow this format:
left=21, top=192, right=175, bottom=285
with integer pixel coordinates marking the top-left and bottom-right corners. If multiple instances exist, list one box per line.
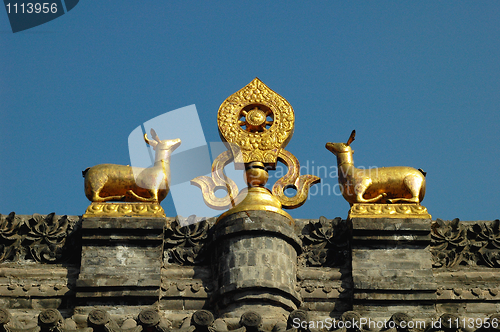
left=6, top=3, right=58, bottom=14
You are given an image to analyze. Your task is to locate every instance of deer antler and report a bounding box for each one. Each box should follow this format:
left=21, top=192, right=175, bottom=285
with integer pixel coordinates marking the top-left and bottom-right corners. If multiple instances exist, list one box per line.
left=346, top=130, right=356, bottom=146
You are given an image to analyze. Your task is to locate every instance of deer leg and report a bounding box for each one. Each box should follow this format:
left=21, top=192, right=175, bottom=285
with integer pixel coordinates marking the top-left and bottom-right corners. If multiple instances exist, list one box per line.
left=92, top=188, right=125, bottom=202
left=387, top=174, right=422, bottom=204
left=87, top=175, right=125, bottom=202
left=127, top=189, right=158, bottom=202
left=354, top=178, right=387, bottom=203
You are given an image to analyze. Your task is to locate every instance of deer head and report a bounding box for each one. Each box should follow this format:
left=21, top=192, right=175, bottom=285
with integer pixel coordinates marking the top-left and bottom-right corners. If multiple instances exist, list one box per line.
left=144, top=129, right=181, bottom=162
left=144, top=129, right=181, bottom=150
left=325, top=130, right=355, bottom=156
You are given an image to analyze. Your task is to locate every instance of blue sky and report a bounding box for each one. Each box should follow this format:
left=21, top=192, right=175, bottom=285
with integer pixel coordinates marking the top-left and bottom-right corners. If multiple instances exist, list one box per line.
left=1, top=2, right=499, bottom=221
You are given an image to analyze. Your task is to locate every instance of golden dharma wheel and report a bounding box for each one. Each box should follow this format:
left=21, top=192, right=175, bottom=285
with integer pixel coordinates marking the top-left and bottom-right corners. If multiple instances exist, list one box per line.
left=217, top=78, right=295, bottom=165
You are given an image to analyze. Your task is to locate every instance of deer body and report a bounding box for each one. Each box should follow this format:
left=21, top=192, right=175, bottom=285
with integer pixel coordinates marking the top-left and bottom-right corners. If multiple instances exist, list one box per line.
left=83, top=130, right=181, bottom=203
left=326, top=131, right=426, bottom=205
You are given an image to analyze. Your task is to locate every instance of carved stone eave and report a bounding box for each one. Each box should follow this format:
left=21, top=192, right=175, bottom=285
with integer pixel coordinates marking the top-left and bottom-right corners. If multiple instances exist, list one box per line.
left=2, top=212, right=500, bottom=327
left=348, top=203, right=431, bottom=219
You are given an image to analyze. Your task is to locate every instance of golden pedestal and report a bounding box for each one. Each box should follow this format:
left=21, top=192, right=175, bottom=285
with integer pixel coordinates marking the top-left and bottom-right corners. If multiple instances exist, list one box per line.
left=348, top=203, right=431, bottom=219
left=83, top=202, right=166, bottom=218
left=217, top=187, right=294, bottom=225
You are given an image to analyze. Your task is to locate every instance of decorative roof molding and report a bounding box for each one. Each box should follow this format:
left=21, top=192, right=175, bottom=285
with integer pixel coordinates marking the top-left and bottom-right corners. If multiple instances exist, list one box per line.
left=0, top=212, right=80, bottom=264
left=163, top=216, right=210, bottom=266
left=431, top=218, right=500, bottom=268
left=299, top=216, right=350, bottom=268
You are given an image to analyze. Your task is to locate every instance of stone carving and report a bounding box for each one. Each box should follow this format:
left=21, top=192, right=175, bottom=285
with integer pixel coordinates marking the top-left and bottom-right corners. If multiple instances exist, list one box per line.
left=387, top=313, right=414, bottom=332
left=2, top=307, right=500, bottom=332
left=431, top=218, right=500, bottom=268
left=431, top=218, right=468, bottom=268
left=26, top=214, right=74, bottom=264
left=238, top=311, right=262, bottom=332
left=301, top=217, right=349, bottom=267
left=38, top=309, right=63, bottom=332
left=434, top=313, right=461, bottom=332
left=0, top=283, right=70, bottom=297
left=436, top=286, right=500, bottom=300
left=0, top=212, right=80, bottom=264
left=88, top=309, right=141, bottom=332
left=0, top=308, right=10, bottom=332
left=0, top=212, right=23, bottom=262
left=162, top=215, right=354, bottom=268
left=161, top=280, right=213, bottom=294
left=286, top=310, right=309, bottom=332
left=164, top=216, right=209, bottom=265
left=326, top=130, right=427, bottom=204
left=470, top=220, right=500, bottom=267
left=83, top=129, right=181, bottom=203
left=164, top=310, right=223, bottom=332
left=137, top=309, right=170, bottom=332
left=328, top=311, right=364, bottom=332
left=87, top=309, right=111, bottom=327
left=0, top=308, right=84, bottom=332
left=190, top=310, right=214, bottom=332
left=297, top=282, right=345, bottom=297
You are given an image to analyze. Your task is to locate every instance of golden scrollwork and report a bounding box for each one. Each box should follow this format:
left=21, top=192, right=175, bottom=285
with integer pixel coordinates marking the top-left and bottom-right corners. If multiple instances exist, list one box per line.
left=83, top=202, right=166, bottom=218
left=190, top=150, right=239, bottom=210
left=193, top=78, right=319, bottom=223
left=348, top=204, right=431, bottom=219
left=273, top=150, right=321, bottom=209
left=217, top=78, right=294, bottom=164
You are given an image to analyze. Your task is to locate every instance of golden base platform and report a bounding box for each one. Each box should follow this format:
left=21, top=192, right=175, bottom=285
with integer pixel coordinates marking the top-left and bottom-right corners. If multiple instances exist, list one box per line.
left=83, top=202, right=166, bottom=218
left=348, top=203, right=431, bottom=219
left=217, top=187, right=294, bottom=225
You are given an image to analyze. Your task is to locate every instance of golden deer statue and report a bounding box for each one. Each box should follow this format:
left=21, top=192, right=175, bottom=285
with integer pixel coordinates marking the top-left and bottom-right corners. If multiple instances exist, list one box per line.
left=325, top=130, right=426, bottom=205
left=83, top=129, right=181, bottom=203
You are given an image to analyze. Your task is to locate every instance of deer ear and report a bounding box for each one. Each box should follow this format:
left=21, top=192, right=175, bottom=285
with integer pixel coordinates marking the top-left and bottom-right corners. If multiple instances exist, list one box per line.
left=346, top=130, right=356, bottom=146
left=150, top=128, right=161, bottom=142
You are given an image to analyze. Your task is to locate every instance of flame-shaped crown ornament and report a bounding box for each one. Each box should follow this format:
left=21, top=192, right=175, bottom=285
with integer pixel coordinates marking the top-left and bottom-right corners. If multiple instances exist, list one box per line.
left=191, top=78, right=320, bottom=223
left=217, top=78, right=295, bottom=164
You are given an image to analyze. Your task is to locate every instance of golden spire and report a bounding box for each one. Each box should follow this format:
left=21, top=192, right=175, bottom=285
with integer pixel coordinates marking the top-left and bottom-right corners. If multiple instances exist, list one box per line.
left=191, top=78, right=320, bottom=223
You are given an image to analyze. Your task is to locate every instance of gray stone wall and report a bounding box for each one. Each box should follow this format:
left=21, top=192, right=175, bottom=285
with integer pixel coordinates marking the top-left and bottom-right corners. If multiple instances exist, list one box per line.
left=76, top=217, right=165, bottom=312
left=0, top=212, right=499, bottom=332
left=350, top=217, right=436, bottom=320
left=210, top=211, right=301, bottom=318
